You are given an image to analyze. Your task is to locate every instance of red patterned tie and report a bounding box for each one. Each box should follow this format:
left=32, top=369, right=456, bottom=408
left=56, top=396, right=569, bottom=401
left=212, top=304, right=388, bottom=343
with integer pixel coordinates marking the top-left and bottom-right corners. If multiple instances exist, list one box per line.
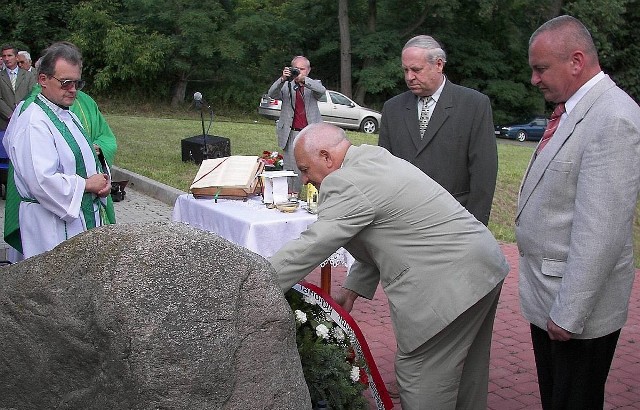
left=536, top=103, right=566, bottom=155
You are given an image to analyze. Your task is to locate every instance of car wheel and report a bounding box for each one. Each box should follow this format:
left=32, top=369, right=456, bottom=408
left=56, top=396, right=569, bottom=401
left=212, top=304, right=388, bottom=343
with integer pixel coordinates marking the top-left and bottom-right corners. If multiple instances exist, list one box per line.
left=360, top=117, right=379, bottom=134
left=516, top=130, right=527, bottom=142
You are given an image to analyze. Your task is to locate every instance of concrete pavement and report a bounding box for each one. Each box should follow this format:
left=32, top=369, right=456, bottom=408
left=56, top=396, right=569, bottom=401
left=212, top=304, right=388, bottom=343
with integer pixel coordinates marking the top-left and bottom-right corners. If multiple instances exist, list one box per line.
left=1, top=167, right=639, bottom=409
left=0, top=166, right=182, bottom=260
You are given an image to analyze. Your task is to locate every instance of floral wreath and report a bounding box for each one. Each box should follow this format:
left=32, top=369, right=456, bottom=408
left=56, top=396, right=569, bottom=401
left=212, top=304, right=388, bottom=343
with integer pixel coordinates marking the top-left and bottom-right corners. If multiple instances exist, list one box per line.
left=288, top=282, right=394, bottom=409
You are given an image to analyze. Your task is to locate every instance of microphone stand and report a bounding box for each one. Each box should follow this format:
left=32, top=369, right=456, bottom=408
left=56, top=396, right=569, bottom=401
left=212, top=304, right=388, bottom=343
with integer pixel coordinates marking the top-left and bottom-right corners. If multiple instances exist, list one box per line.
left=193, top=93, right=216, bottom=162
left=200, top=105, right=207, bottom=157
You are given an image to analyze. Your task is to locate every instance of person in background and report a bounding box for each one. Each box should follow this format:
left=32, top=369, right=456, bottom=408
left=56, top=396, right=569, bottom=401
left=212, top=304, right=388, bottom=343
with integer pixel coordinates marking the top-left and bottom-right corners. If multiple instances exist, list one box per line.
left=17, top=51, right=35, bottom=78
left=267, top=55, right=325, bottom=193
left=517, top=15, right=640, bottom=409
left=270, top=122, right=509, bottom=409
left=378, top=35, right=497, bottom=226
left=0, top=44, right=36, bottom=131
left=2, top=41, right=111, bottom=259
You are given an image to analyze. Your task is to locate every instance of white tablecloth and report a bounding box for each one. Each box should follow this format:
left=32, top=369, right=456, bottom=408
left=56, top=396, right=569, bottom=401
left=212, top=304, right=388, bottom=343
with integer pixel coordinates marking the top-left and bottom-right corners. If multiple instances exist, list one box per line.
left=172, top=195, right=352, bottom=268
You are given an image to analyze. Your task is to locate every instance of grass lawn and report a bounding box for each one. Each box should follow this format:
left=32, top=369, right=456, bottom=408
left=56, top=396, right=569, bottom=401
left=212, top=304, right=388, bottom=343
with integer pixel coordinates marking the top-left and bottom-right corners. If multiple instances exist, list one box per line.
left=105, top=114, right=640, bottom=267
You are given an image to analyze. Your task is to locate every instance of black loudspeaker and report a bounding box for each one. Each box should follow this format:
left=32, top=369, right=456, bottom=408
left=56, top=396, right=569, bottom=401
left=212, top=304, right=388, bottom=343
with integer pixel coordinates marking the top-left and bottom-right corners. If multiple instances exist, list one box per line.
left=181, top=135, right=231, bottom=164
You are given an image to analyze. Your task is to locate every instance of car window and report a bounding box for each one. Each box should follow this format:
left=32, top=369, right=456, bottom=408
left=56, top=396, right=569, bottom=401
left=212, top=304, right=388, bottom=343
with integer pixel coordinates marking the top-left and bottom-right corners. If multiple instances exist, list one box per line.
left=532, top=119, right=546, bottom=126
left=318, top=93, right=328, bottom=103
left=329, top=92, right=353, bottom=106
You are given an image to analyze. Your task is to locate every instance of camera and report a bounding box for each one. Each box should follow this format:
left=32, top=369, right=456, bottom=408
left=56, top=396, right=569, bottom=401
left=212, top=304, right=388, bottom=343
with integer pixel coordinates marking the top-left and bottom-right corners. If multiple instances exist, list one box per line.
left=287, top=67, right=300, bottom=81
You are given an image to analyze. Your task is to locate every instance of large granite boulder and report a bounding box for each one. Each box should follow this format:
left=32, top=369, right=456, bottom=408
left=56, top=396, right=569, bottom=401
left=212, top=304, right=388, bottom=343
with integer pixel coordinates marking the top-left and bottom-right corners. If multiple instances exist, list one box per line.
left=0, top=222, right=311, bottom=409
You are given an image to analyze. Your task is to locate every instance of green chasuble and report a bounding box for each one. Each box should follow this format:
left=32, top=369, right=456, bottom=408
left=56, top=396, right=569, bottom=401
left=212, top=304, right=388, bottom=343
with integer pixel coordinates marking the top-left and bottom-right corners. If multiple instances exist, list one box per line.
left=4, top=90, right=117, bottom=253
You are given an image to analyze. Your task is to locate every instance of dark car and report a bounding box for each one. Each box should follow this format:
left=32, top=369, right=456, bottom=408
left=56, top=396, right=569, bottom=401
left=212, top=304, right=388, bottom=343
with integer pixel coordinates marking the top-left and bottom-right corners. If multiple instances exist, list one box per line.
left=495, top=116, right=548, bottom=142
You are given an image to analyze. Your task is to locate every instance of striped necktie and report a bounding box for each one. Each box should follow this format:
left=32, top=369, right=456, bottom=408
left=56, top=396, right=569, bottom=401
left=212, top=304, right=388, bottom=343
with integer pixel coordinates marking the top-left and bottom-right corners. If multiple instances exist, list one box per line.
left=536, top=103, right=566, bottom=155
left=10, top=70, right=17, bottom=91
left=419, top=96, right=434, bottom=138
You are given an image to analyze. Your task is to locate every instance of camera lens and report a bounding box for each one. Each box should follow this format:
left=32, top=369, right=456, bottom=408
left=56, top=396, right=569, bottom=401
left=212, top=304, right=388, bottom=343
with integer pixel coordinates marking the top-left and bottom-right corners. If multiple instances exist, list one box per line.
left=287, top=67, right=301, bottom=81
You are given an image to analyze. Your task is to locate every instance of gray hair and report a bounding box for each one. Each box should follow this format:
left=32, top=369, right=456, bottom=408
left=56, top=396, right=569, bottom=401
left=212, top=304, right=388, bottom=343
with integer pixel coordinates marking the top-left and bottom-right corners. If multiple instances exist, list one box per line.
left=38, top=41, right=82, bottom=77
left=403, top=35, right=447, bottom=64
left=291, top=55, right=310, bottom=69
left=18, top=50, right=32, bottom=62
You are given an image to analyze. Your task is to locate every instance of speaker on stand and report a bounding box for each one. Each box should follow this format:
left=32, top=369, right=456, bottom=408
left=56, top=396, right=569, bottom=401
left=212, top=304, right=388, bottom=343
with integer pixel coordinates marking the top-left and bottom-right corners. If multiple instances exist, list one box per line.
left=181, top=135, right=231, bottom=164
left=182, top=92, right=232, bottom=164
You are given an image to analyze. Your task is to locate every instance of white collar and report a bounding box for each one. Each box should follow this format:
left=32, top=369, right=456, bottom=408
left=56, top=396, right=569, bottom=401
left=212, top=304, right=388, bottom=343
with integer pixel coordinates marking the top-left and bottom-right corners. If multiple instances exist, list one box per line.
left=564, top=71, right=605, bottom=116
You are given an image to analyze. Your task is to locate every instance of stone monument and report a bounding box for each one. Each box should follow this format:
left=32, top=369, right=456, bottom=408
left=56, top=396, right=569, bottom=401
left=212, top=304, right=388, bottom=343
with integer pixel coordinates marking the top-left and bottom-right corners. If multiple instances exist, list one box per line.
left=0, top=222, right=311, bottom=409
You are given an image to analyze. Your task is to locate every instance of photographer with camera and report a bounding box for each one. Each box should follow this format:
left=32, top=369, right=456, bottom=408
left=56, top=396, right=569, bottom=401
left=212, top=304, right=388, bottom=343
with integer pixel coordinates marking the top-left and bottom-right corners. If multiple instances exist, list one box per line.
left=267, top=55, right=326, bottom=193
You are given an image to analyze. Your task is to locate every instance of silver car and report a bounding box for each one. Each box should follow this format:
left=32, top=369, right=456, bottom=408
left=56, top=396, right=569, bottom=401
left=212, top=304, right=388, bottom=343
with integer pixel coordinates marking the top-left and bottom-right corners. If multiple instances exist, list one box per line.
left=258, top=89, right=382, bottom=134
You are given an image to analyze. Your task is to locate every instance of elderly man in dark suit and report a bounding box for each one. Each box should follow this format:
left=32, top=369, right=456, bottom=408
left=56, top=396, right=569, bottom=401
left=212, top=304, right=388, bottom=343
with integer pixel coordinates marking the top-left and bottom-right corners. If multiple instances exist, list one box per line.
left=270, top=122, right=509, bottom=409
left=267, top=55, right=325, bottom=193
left=378, top=35, right=497, bottom=226
left=0, top=44, right=37, bottom=131
left=517, top=15, right=640, bottom=409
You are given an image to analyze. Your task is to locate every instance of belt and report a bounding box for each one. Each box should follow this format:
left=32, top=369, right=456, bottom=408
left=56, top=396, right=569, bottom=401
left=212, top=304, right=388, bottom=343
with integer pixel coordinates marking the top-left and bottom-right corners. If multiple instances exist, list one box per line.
left=291, top=127, right=303, bottom=131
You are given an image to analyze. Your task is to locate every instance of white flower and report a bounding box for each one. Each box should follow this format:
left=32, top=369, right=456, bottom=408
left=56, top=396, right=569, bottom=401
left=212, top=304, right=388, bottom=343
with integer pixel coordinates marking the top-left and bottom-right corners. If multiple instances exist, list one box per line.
left=315, top=324, right=330, bottom=339
left=333, top=327, right=345, bottom=341
left=295, top=309, right=307, bottom=324
left=270, top=151, right=280, bottom=158
left=350, top=366, right=360, bottom=382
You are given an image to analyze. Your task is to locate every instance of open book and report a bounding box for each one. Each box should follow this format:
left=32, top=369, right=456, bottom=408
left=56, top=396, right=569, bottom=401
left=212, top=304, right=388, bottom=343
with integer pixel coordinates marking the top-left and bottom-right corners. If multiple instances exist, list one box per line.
left=190, top=156, right=264, bottom=198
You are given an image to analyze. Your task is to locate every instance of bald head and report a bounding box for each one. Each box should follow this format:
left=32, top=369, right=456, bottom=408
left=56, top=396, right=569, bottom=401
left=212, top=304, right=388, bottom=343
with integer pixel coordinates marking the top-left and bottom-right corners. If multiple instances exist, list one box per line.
left=293, top=123, right=352, bottom=188
left=528, top=15, right=601, bottom=103
left=530, top=15, right=599, bottom=65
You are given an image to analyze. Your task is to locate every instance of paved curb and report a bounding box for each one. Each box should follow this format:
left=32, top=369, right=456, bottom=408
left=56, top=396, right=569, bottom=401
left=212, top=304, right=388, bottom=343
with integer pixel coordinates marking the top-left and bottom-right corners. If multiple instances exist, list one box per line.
left=112, top=166, right=186, bottom=207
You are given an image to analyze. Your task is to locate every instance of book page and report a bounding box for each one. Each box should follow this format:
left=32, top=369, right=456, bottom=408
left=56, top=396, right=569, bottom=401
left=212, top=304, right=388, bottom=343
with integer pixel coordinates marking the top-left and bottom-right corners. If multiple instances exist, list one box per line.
left=190, top=156, right=260, bottom=189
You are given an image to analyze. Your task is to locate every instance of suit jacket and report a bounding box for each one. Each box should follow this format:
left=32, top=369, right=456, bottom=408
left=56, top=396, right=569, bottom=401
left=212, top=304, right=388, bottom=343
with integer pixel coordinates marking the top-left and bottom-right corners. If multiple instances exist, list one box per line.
left=516, top=75, right=640, bottom=339
left=378, top=80, right=497, bottom=225
left=270, top=144, right=509, bottom=352
left=0, top=68, right=37, bottom=130
left=268, top=77, right=326, bottom=149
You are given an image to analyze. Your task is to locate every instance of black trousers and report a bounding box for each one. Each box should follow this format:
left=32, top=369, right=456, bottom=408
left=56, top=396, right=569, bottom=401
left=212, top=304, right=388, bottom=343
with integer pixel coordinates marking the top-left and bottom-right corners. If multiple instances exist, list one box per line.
left=530, top=324, right=620, bottom=410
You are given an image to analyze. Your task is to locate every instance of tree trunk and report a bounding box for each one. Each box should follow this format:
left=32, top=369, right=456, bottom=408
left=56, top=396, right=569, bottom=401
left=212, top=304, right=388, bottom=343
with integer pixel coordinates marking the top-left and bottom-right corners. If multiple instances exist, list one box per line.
left=353, top=0, right=376, bottom=104
left=338, top=0, right=352, bottom=98
left=547, top=0, right=564, bottom=20
left=171, top=77, right=188, bottom=108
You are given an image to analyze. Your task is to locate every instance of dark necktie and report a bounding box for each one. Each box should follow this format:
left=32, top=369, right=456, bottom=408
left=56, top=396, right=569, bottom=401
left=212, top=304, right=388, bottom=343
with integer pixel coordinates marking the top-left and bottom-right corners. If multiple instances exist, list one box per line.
left=536, top=103, right=566, bottom=155
left=418, top=96, right=433, bottom=138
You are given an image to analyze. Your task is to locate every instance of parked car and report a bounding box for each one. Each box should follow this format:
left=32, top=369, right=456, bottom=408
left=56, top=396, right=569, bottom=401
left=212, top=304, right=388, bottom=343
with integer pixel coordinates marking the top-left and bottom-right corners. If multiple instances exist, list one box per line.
left=495, top=116, right=548, bottom=142
left=258, top=89, right=382, bottom=134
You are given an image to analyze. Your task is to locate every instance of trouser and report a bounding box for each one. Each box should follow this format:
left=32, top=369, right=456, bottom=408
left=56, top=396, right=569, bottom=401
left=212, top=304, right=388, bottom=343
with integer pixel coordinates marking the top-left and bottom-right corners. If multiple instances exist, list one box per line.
left=395, top=281, right=503, bottom=410
left=530, top=324, right=620, bottom=410
left=283, top=130, right=302, bottom=193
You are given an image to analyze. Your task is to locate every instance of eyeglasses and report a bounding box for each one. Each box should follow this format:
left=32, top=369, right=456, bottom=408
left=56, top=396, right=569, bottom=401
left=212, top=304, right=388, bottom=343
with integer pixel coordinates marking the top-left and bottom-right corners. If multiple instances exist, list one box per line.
left=17, top=61, right=26, bottom=65
left=51, top=75, right=86, bottom=91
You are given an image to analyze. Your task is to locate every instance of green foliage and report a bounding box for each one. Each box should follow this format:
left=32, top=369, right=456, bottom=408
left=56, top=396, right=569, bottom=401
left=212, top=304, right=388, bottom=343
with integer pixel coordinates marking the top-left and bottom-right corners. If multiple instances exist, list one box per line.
left=286, top=290, right=369, bottom=410
left=4, top=0, right=640, bottom=126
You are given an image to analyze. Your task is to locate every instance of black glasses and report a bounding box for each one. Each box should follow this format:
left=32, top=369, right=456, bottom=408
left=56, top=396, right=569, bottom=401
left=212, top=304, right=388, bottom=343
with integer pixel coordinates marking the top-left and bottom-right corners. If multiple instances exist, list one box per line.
left=51, top=76, right=86, bottom=91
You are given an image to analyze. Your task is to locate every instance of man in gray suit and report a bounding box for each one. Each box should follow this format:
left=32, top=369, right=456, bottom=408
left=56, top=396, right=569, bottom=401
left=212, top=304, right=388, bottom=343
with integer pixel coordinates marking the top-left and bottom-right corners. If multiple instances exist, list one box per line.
left=378, top=35, right=497, bottom=226
left=267, top=55, right=325, bottom=193
left=517, top=15, right=640, bottom=409
left=270, top=123, right=509, bottom=409
left=1, top=44, right=37, bottom=131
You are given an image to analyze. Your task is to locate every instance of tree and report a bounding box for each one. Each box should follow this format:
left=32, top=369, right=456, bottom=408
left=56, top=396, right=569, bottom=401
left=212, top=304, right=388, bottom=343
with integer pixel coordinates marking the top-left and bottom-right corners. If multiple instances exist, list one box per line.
left=338, top=0, right=352, bottom=97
